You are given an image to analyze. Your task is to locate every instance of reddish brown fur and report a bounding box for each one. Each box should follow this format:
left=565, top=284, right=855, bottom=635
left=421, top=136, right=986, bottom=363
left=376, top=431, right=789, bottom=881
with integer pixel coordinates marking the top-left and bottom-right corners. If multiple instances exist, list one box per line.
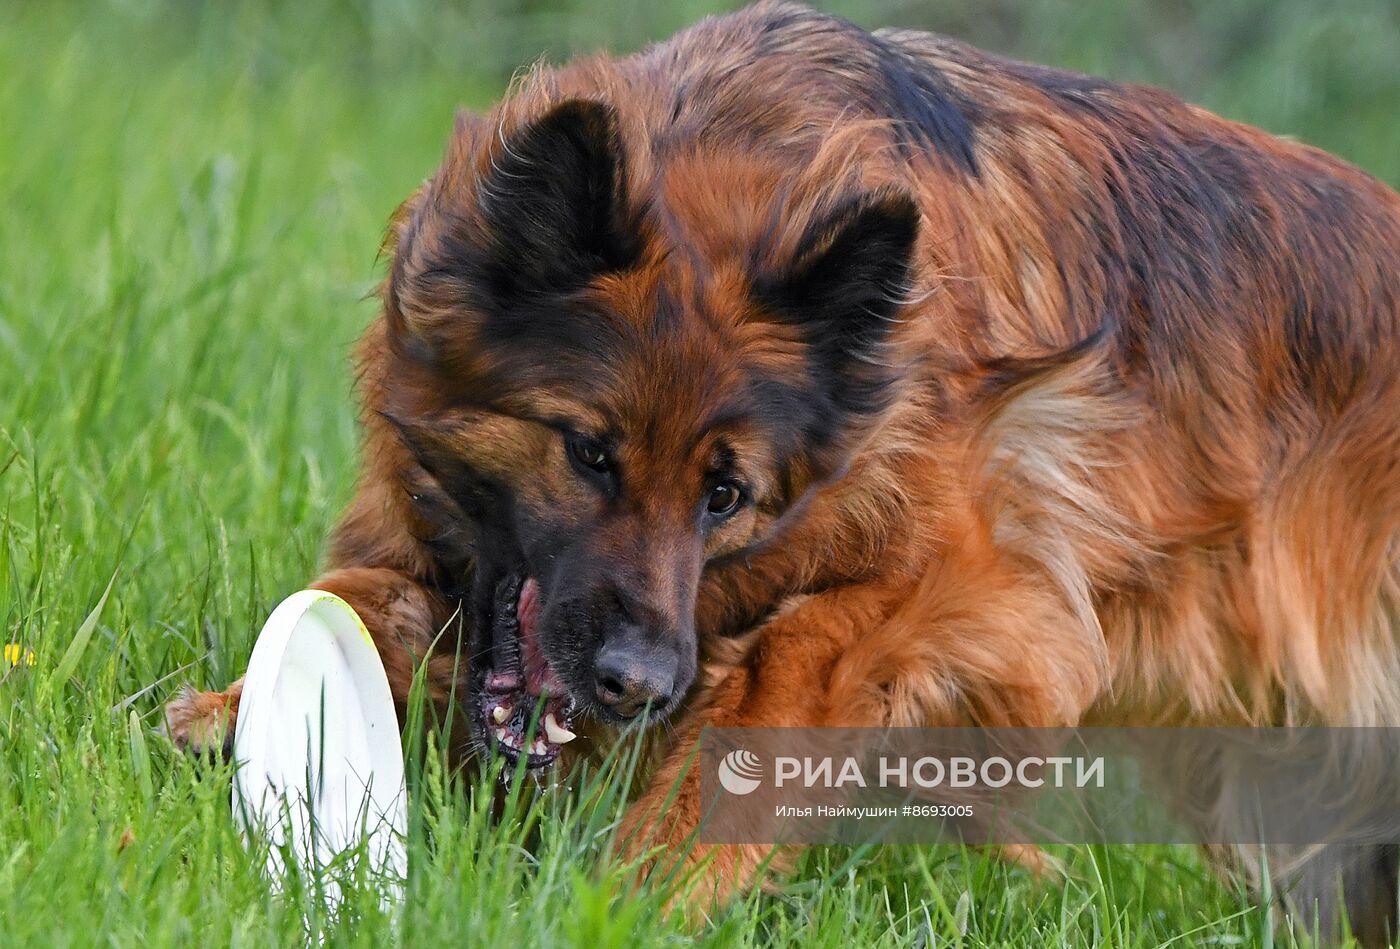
left=166, top=2, right=1400, bottom=939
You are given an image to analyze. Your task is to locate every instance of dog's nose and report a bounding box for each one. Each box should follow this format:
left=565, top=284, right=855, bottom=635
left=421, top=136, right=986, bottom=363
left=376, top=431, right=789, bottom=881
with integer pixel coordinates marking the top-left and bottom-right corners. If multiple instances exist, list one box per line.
left=592, top=637, right=676, bottom=719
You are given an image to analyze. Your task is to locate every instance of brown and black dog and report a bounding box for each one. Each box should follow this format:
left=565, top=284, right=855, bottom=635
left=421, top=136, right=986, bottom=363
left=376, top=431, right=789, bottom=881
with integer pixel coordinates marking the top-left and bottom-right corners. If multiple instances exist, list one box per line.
left=166, top=1, right=1400, bottom=939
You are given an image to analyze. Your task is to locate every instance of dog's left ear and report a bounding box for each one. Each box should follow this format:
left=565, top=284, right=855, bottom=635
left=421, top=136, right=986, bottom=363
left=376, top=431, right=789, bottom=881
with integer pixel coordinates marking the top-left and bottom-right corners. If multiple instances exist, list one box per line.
left=475, top=99, right=639, bottom=302
left=756, top=189, right=920, bottom=422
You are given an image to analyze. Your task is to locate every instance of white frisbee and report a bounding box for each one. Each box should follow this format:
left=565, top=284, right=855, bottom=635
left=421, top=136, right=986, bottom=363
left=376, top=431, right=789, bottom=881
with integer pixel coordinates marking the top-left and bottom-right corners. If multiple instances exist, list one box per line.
left=232, top=590, right=407, bottom=898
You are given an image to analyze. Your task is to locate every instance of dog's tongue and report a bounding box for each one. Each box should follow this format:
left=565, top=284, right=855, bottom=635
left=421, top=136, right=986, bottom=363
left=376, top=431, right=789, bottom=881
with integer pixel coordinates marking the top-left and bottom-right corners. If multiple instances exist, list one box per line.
left=518, top=577, right=539, bottom=641
left=518, top=578, right=565, bottom=696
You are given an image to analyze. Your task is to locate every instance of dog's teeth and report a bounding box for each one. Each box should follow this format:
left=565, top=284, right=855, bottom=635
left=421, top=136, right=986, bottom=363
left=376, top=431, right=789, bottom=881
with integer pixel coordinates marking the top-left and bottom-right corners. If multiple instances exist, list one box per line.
left=543, top=712, right=576, bottom=744
left=532, top=739, right=547, bottom=756
left=494, top=726, right=510, bottom=744
left=491, top=704, right=510, bottom=724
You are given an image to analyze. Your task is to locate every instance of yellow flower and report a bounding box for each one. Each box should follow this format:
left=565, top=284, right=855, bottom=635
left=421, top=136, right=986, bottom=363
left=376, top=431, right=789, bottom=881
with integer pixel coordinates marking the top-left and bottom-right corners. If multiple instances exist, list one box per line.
left=4, top=643, right=36, bottom=666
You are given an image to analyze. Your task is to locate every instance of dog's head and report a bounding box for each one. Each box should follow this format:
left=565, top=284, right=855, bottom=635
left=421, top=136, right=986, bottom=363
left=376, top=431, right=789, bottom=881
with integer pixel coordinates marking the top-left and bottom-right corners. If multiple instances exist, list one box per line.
left=378, top=100, right=918, bottom=768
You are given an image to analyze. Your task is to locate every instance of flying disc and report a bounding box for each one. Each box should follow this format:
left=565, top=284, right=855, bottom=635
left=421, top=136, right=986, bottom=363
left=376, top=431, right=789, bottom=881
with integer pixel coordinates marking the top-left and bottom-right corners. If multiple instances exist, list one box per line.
left=232, top=590, right=406, bottom=896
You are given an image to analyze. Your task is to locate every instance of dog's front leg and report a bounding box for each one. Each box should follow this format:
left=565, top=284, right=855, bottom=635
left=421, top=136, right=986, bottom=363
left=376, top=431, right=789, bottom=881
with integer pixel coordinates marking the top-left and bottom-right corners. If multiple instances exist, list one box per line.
left=163, top=566, right=461, bottom=757
left=619, top=538, right=1108, bottom=916
left=615, top=579, right=911, bottom=916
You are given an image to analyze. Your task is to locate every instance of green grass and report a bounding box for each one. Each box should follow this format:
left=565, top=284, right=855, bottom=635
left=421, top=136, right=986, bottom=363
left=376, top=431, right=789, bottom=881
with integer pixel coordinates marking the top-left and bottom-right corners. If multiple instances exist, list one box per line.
left=1, top=1, right=1395, bottom=945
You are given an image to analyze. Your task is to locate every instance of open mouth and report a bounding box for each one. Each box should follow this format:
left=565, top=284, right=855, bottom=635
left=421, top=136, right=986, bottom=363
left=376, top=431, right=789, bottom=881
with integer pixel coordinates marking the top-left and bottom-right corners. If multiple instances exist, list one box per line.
left=478, top=575, right=578, bottom=770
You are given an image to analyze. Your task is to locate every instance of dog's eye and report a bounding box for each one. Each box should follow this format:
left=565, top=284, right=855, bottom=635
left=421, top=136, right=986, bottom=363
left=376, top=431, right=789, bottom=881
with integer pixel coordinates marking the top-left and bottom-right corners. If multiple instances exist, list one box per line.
left=567, top=435, right=611, bottom=473
left=706, top=481, right=743, bottom=517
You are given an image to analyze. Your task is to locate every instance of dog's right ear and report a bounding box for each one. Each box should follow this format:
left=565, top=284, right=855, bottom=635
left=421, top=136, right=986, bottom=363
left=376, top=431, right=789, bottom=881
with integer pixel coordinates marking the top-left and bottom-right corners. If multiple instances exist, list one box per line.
left=474, top=99, right=639, bottom=302
left=381, top=182, right=433, bottom=358
left=379, top=410, right=500, bottom=514
left=385, top=100, right=640, bottom=362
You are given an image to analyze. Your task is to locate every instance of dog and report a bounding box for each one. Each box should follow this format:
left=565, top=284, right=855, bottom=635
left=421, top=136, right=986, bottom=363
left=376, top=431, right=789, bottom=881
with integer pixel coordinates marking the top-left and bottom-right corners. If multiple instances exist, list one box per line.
left=165, top=2, right=1400, bottom=939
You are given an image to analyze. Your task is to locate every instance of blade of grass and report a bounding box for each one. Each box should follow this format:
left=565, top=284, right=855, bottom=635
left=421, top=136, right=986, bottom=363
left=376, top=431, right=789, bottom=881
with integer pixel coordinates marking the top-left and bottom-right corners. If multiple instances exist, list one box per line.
left=128, top=707, right=154, bottom=801
left=49, top=569, right=117, bottom=692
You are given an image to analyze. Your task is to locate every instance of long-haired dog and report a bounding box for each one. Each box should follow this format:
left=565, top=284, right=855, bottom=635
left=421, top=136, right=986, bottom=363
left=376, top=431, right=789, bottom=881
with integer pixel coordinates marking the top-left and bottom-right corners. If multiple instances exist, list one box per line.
left=166, top=2, right=1400, bottom=940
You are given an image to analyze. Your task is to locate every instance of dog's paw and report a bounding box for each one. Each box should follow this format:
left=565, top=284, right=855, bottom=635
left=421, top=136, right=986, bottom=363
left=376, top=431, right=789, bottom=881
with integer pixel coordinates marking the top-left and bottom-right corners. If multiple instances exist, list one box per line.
left=994, top=843, right=1067, bottom=883
left=159, top=684, right=238, bottom=759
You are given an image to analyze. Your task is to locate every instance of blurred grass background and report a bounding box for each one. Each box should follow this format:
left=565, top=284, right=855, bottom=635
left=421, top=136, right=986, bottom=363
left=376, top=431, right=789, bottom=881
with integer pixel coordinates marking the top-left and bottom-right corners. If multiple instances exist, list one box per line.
left=0, top=0, right=1396, bottom=945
